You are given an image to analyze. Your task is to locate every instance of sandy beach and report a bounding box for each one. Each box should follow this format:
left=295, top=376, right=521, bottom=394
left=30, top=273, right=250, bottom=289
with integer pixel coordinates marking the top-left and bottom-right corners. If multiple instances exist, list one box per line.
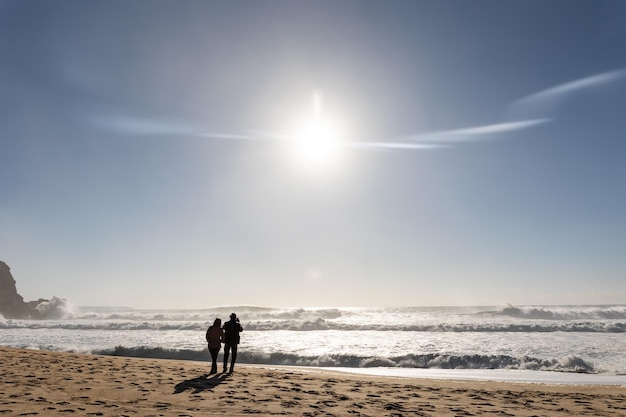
left=0, top=347, right=624, bottom=416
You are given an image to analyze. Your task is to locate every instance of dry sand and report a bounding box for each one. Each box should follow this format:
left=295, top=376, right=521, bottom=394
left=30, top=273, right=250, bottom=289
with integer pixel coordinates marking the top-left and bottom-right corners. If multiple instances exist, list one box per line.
left=1, top=347, right=624, bottom=416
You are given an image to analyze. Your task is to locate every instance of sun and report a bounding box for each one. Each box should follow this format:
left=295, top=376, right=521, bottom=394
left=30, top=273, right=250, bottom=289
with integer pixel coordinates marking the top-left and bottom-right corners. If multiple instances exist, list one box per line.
left=293, top=117, right=341, bottom=166
left=288, top=93, right=343, bottom=170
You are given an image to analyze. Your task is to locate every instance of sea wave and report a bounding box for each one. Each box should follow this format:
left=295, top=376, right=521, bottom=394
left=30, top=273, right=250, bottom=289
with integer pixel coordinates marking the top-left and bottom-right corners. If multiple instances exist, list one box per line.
left=92, top=345, right=597, bottom=374
left=36, top=297, right=74, bottom=319
left=67, top=307, right=345, bottom=322
left=489, top=305, right=626, bottom=320
left=9, top=304, right=626, bottom=324
left=1, top=319, right=623, bottom=333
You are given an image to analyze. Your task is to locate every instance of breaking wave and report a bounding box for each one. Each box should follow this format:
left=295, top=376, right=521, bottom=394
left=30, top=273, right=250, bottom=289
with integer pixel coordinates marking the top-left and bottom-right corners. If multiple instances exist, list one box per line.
left=1, top=318, right=623, bottom=333
left=93, top=345, right=597, bottom=374
left=35, top=297, right=74, bottom=319
left=65, top=306, right=345, bottom=322
left=491, top=304, right=626, bottom=320
left=3, top=304, right=624, bottom=378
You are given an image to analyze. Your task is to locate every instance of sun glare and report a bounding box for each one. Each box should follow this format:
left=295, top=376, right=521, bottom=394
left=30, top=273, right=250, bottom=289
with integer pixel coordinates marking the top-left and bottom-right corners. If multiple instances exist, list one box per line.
left=288, top=93, right=344, bottom=170
left=294, top=118, right=340, bottom=166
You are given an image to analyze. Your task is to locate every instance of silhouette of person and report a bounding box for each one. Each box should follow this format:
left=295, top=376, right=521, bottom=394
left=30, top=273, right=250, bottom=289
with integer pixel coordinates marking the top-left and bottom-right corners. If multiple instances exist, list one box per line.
left=205, top=318, right=224, bottom=374
left=222, top=312, right=243, bottom=373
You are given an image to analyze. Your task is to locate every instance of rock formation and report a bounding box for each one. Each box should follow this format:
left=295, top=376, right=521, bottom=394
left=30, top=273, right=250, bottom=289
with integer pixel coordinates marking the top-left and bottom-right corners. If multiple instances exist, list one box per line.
left=0, top=261, right=46, bottom=319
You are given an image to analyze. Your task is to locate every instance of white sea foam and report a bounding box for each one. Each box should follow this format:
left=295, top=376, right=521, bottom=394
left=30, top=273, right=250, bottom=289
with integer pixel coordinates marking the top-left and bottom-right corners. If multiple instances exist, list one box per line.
left=320, top=367, right=626, bottom=386
left=35, top=297, right=74, bottom=319
left=1, top=305, right=625, bottom=380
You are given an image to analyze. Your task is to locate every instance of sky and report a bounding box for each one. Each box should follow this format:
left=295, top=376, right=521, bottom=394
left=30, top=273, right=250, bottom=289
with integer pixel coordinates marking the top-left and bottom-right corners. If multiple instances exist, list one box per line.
left=1, top=0, right=626, bottom=309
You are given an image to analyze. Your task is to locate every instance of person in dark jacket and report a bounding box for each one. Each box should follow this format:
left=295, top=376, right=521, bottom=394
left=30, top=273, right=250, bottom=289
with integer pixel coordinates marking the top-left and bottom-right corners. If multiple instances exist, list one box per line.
left=222, top=313, right=243, bottom=373
left=205, top=318, right=224, bottom=374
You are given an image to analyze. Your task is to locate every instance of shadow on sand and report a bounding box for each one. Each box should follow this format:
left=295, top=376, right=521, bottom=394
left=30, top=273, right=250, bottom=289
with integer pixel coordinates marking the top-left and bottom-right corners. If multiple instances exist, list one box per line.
left=174, top=372, right=229, bottom=394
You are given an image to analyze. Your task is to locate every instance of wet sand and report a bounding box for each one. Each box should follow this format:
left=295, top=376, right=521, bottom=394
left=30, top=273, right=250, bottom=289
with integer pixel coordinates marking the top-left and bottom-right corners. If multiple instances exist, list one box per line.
left=1, top=347, right=625, bottom=416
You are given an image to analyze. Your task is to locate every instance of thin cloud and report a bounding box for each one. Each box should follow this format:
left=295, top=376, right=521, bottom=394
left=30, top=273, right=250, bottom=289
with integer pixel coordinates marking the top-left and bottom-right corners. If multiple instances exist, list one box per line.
left=402, top=119, right=551, bottom=144
left=92, top=115, right=270, bottom=141
left=91, top=114, right=547, bottom=150
left=92, top=115, right=195, bottom=136
left=510, top=69, right=626, bottom=117
left=343, top=142, right=446, bottom=150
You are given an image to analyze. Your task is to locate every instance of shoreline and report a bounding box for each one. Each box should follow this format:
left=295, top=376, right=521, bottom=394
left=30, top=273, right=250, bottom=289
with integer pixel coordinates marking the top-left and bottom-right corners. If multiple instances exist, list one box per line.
left=4, top=344, right=626, bottom=385
left=1, top=347, right=625, bottom=417
left=318, top=366, right=626, bottom=386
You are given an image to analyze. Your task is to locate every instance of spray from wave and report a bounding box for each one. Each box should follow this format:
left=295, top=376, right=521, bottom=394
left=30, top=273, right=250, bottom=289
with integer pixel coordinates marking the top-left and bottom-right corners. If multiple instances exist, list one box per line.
left=35, top=297, right=74, bottom=319
left=493, top=304, right=626, bottom=320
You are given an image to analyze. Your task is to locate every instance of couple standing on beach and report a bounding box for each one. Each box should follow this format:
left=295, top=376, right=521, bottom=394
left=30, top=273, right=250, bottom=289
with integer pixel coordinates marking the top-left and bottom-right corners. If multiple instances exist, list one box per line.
left=206, top=313, right=243, bottom=374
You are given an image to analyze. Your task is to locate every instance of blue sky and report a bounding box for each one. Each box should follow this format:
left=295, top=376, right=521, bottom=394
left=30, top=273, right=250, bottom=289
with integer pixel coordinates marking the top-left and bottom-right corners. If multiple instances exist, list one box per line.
left=1, top=1, right=625, bottom=308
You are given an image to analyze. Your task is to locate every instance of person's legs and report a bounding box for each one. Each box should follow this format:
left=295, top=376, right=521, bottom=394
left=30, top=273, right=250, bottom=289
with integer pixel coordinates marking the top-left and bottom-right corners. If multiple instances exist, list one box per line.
left=229, top=345, right=238, bottom=373
left=223, top=345, right=229, bottom=372
left=209, top=348, right=219, bottom=373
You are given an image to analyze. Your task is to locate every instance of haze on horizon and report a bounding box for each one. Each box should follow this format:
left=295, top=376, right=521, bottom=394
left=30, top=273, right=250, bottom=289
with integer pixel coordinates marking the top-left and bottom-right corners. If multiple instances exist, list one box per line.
left=1, top=1, right=625, bottom=309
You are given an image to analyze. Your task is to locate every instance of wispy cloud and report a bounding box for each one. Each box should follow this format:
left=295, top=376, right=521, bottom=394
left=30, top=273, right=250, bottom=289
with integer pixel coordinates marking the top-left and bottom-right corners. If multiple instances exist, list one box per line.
left=368, top=69, right=625, bottom=148
left=510, top=69, right=626, bottom=118
left=92, top=115, right=274, bottom=141
left=92, top=115, right=195, bottom=136
left=91, top=114, right=549, bottom=151
left=343, top=141, right=446, bottom=150
left=400, top=119, right=551, bottom=144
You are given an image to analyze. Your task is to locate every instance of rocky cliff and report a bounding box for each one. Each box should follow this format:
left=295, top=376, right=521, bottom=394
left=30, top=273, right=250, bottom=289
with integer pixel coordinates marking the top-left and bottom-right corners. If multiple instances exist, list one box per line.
left=0, top=261, right=46, bottom=319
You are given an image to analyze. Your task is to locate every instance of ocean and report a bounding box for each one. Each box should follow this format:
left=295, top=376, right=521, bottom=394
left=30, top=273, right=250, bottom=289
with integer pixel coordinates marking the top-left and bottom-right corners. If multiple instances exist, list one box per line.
left=1, top=300, right=625, bottom=385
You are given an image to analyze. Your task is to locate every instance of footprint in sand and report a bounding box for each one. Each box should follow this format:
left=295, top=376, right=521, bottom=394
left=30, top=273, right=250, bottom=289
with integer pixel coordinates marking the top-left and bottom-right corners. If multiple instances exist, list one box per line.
left=449, top=407, right=473, bottom=416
